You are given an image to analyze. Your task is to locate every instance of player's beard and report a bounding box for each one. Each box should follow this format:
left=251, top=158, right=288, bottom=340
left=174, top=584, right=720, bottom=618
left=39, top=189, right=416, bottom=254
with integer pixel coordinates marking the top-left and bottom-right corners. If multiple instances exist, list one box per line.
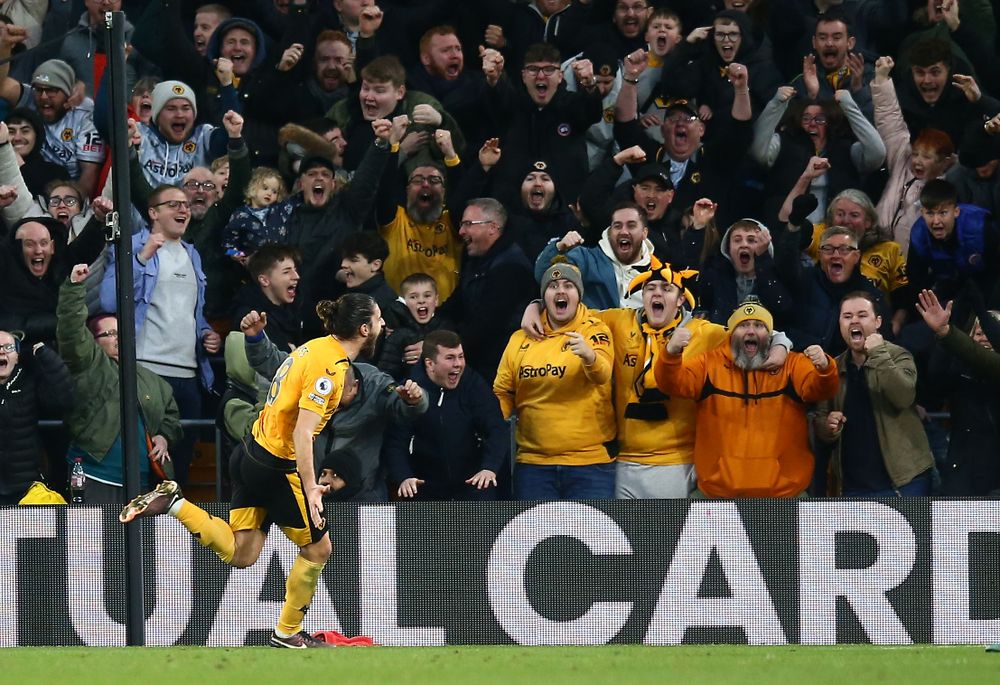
left=731, top=336, right=771, bottom=370
left=361, top=330, right=379, bottom=358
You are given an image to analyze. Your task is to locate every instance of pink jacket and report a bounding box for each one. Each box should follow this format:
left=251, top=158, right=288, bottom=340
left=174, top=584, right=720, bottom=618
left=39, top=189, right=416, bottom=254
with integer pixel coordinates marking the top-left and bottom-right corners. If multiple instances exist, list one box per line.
left=872, top=78, right=925, bottom=254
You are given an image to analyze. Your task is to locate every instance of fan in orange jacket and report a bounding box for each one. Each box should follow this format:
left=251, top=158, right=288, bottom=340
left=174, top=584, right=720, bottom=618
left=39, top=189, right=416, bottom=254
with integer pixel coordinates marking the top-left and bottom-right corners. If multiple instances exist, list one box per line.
left=654, top=299, right=839, bottom=498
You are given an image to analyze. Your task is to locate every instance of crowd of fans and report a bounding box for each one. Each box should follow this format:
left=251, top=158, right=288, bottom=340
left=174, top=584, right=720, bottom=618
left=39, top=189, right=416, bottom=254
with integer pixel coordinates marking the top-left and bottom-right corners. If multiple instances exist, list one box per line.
left=0, top=0, right=999, bottom=505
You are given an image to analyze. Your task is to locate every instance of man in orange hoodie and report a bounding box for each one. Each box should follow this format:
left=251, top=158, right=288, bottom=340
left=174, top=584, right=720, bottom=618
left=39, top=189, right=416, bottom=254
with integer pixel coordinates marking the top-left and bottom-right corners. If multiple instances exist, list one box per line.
left=654, top=299, right=838, bottom=498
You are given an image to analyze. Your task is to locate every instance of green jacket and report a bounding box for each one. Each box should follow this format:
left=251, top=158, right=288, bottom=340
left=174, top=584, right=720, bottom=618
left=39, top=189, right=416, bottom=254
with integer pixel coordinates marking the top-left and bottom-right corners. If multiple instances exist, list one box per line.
left=56, top=279, right=182, bottom=461
left=940, top=324, right=1000, bottom=385
left=815, top=341, right=934, bottom=492
left=220, top=331, right=269, bottom=441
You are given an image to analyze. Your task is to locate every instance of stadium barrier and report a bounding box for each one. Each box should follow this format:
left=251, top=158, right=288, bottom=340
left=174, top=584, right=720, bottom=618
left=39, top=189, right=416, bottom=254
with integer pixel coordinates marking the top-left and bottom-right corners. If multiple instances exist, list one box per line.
left=2, top=498, right=998, bottom=647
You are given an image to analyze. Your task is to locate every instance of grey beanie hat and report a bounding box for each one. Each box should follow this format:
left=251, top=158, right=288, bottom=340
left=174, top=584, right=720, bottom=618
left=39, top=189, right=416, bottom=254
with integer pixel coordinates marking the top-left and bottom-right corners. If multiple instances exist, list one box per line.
left=31, top=59, right=75, bottom=96
left=540, top=261, right=584, bottom=299
left=151, top=80, right=198, bottom=123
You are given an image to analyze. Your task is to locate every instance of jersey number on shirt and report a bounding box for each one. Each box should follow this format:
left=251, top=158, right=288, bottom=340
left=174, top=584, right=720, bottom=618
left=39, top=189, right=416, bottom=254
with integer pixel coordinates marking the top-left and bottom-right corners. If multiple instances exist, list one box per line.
left=265, top=356, right=295, bottom=406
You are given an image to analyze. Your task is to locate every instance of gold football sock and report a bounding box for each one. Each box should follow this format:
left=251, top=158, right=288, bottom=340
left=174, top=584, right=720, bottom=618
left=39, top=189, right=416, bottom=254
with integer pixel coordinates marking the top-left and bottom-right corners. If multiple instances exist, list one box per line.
left=276, top=555, right=326, bottom=635
left=174, top=500, right=235, bottom=564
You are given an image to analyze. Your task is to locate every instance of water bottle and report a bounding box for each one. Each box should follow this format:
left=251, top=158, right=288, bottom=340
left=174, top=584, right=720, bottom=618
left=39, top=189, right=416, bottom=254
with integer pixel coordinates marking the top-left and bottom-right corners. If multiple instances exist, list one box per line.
left=69, top=458, right=86, bottom=504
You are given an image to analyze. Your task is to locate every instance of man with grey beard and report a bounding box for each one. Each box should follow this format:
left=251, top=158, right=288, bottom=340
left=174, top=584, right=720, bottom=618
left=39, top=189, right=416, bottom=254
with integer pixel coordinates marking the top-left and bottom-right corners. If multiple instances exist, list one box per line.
left=656, top=298, right=838, bottom=498
left=374, top=125, right=467, bottom=302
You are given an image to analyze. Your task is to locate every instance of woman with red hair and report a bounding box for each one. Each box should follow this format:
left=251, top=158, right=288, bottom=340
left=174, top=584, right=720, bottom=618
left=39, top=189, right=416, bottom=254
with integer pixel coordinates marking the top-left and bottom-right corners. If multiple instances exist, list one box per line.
left=871, top=55, right=955, bottom=252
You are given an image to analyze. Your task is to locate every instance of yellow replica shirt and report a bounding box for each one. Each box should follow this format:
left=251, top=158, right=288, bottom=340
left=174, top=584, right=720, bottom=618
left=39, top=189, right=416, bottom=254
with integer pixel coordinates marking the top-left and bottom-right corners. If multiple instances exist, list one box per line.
left=251, top=336, right=350, bottom=460
left=494, top=304, right=616, bottom=466
left=379, top=206, right=462, bottom=301
left=807, top=223, right=908, bottom=294
left=599, top=309, right=728, bottom=465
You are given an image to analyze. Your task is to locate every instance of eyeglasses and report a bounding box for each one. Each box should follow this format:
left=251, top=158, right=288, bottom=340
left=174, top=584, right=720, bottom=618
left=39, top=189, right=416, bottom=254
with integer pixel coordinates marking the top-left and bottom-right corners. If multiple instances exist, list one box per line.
left=523, top=65, right=559, bottom=77
left=408, top=174, right=443, bottom=186
left=665, top=113, right=698, bottom=124
left=0, top=343, right=16, bottom=353
left=94, top=329, right=118, bottom=339
left=152, top=199, right=191, bottom=210
left=819, top=245, right=858, bottom=256
left=615, top=2, right=648, bottom=13
left=182, top=180, right=217, bottom=191
left=801, top=114, right=828, bottom=125
left=714, top=31, right=741, bottom=42
left=48, top=195, right=79, bottom=207
left=459, top=219, right=494, bottom=229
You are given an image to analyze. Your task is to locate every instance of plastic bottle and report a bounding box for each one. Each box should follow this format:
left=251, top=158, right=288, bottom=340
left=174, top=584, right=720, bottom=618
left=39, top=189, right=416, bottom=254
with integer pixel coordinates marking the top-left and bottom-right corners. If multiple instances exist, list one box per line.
left=70, top=458, right=86, bottom=504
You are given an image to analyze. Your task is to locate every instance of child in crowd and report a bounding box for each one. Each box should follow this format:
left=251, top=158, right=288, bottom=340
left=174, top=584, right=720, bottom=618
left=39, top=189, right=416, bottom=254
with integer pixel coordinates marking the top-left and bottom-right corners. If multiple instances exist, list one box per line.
left=222, top=167, right=291, bottom=263
left=338, top=232, right=403, bottom=335
left=210, top=154, right=230, bottom=192
left=378, top=272, right=455, bottom=381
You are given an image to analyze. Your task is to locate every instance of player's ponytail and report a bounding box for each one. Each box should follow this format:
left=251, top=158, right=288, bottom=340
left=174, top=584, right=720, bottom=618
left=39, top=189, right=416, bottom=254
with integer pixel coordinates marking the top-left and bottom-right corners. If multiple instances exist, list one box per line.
left=317, top=293, right=377, bottom=338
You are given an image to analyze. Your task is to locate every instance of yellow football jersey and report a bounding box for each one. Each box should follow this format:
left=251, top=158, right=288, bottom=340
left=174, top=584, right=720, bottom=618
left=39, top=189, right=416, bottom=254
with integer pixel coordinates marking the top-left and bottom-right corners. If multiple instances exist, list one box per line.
left=379, top=206, right=462, bottom=301
left=251, top=336, right=350, bottom=460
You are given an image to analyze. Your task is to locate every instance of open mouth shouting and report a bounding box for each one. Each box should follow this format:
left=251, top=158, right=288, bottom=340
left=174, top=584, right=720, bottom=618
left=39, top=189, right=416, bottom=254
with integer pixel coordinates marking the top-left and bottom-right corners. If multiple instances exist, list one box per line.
left=190, top=194, right=208, bottom=211
left=28, top=256, right=48, bottom=276
left=742, top=333, right=759, bottom=355
left=361, top=97, right=381, bottom=119
left=919, top=83, right=942, bottom=102
left=445, top=60, right=461, bottom=79
left=414, top=305, right=431, bottom=323
left=849, top=325, right=864, bottom=345
left=229, top=52, right=248, bottom=73
left=827, top=258, right=845, bottom=279
left=553, top=293, right=570, bottom=316
left=621, top=15, right=641, bottom=37
left=719, top=44, right=737, bottom=62
left=649, top=297, right=666, bottom=319
left=310, top=182, right=330, bottom=205
left=416, top=189, right=435, bottom=208
left=169, top=119, right=189, bottom=139
left=528, top=186, right=548, bottom=210
left=737, top=246, right=752, bottom=268
left=819, top=48, right=841, bottom=69
left=532, top=79, right=550, bottom=102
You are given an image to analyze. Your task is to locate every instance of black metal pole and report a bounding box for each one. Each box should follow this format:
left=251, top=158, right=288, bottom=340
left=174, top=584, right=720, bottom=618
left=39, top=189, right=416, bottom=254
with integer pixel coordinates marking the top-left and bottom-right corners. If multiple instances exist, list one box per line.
left=105, top=9, right=145, bottom=647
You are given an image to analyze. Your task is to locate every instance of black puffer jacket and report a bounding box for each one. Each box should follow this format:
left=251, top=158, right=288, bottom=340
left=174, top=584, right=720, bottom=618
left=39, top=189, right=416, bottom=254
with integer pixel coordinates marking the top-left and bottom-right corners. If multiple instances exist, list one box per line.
left=0, top=345, right=74, bottom=497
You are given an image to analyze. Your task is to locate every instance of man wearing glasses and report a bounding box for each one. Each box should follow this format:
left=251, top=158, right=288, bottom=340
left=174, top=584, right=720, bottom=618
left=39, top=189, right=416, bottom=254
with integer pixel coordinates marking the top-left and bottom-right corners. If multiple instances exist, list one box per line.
left=0, top=53, right=105, bottom=197
left=783, top=224, right=891, bottom=356
left=436, top=198, right=534, bottom=383
left=128, top=109, right=251, bottom=327
left=374, top=116, right=467, bottom=302
left=100, top=185, right=220, bottom=487
left=480, top=42, right=603, bottom=207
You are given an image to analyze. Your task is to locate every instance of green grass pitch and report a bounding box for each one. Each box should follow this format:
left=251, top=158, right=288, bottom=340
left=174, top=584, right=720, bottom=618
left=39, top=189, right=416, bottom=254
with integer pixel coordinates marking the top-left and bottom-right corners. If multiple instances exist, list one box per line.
left=0, top=645, right=997, bottom=684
